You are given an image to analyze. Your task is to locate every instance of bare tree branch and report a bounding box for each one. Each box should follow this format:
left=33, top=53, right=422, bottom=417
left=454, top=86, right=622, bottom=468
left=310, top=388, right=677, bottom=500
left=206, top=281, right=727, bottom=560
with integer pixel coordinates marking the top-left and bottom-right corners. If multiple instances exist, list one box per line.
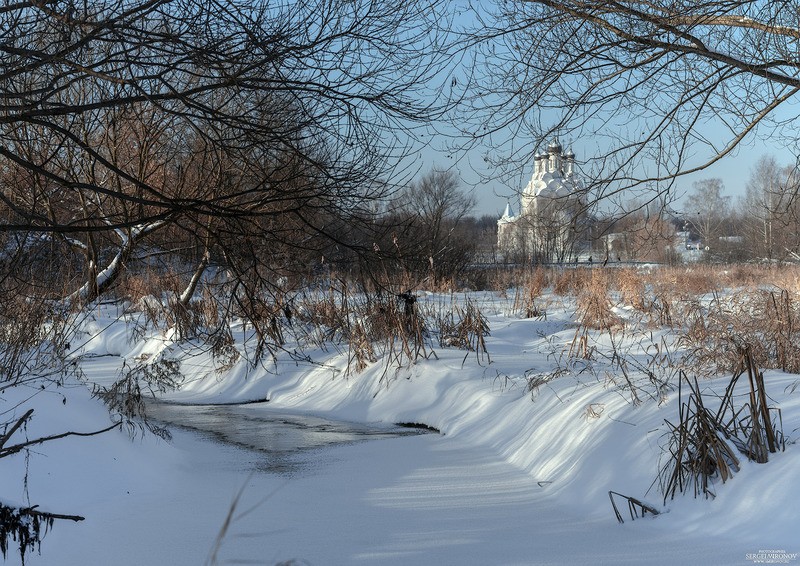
left=461, top=0, right=800, bottom=203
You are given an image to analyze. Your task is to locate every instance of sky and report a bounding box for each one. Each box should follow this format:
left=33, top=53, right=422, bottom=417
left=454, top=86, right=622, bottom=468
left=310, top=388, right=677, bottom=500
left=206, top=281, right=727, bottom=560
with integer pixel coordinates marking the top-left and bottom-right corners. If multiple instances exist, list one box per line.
left=403, top=2, right=800, bottom=222
left=418, top=137, right=800, bottom=220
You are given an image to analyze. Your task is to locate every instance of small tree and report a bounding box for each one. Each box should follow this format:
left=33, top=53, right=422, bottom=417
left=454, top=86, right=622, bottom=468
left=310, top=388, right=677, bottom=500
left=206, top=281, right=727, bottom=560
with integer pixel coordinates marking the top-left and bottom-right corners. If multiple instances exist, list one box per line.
left=685, top=179, right=732, bottom=260
left=742, top=156, right=800, bottom=262
left=390, top=168, right=477, bottom=286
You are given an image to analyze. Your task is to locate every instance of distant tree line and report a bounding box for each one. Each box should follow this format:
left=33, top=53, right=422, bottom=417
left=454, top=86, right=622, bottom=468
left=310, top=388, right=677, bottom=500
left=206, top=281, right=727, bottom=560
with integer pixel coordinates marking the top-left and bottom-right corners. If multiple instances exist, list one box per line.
left=583, top=154, right=800, bottom=266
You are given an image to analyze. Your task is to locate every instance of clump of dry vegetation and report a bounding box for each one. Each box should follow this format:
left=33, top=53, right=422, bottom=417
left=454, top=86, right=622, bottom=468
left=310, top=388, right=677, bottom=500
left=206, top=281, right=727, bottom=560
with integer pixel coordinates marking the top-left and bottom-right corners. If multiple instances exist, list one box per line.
left=680, top=285, right=800, bottom=375
left=574, top=268, right=620, bottom=331
left=678, top=265, right=721, bottom=296
left=657, top=350, right=784, bottom=503
left=512, top=267, right=548, bottom=317
left=613, top=268, right=648, bottom=311
left=552, top=267, right=583, bottom=296
left=288, top=281, right=433, bottom=375
left=434, top=298, right=490, bottom=364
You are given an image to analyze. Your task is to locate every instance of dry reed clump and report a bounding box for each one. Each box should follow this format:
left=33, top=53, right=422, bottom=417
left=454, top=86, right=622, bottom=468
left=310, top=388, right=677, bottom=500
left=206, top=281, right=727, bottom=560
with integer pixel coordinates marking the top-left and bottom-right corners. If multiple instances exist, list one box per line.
left=679, top=265, right=721, bottom=296
left=0, top=293, right=75, bottom=389
left=552, top=267, right=582, bottom=296
left=575, top=269, right=620, bottom=331
left=768, top=264, right=800, bottom=292
left=722, top=264, right=767, bottom=288
left=293, top=284, right=349, bottom=337
left=645, top=277, right=682, bottom=328
left=488, top=266, right=550, bottom=297
left=488, top=268, right=516, bottom=296
left=714, top=264, right=800, bottom=292
left=636, top=267, right=718, bottom=329
left=574, top=267, right=669, bottom=328
left=120, top=267, right=219, bottom=329
left=117, top=269, right=182, bottom=304
left=259, top=281, right=434, bottom=377
left=658, top=372, right=741, bottom=502
left=680, top=286, right=800, bottom=375
left=512, top=267, right=548, bottom=318
left=656, top=351, right=784, bottom=504
left=435, top=298, right=490, bottom=364
left=429, top=276, right=456, bottom=293
left=366, top=292, right=433, bottom=378
left=117, top=273, right=157, bottom=303
left=346, top=320, right=377, bottom=373
left=345, top=290, right=494, bottom=376
left=613, top=268, right=648, bottom=311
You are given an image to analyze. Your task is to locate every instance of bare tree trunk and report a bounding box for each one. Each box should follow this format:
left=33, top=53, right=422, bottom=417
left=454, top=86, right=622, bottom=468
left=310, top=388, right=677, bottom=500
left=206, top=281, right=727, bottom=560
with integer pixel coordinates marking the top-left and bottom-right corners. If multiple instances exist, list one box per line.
left=69, top=222, right=164, bottom=305
left=178, top=247, right=211, bottom=306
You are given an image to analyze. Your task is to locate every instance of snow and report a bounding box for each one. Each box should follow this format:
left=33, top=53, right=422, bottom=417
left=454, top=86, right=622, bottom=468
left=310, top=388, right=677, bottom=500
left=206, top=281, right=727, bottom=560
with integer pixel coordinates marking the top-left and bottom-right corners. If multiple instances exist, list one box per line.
left=2, top=290, right=799, bottom=565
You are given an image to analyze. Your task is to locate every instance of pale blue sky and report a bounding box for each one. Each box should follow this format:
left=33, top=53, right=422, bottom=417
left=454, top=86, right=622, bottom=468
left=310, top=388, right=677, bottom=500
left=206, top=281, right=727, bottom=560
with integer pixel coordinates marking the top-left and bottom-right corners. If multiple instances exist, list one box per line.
left=416, top=130, right=800, bottom=220
left=402, top=2, right=800, bottom=221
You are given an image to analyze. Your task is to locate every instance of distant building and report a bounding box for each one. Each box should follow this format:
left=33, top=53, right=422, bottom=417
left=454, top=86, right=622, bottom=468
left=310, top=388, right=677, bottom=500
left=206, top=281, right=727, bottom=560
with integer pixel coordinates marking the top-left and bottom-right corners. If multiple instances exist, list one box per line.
left=497, top=140, right=588, bottom=263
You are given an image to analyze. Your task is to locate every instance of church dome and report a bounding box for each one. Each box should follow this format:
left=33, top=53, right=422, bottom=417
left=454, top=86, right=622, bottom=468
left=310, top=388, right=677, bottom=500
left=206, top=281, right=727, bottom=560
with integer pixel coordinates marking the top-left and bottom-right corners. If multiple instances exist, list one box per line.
left=547, top=139, right=562, bottom=154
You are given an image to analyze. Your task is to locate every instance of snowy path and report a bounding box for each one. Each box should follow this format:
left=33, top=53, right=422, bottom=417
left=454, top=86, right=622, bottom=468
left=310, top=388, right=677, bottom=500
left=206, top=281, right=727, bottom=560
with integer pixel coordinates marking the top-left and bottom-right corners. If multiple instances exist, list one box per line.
left=32, top=424, right=746, bottom=566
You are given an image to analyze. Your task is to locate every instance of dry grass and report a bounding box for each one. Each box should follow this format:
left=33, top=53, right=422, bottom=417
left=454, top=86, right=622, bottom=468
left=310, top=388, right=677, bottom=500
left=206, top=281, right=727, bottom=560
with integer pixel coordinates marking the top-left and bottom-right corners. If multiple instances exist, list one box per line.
left=109, top=263, right=800, bottom=396
left=575, top=269, right=620, bottom=331
left=677, top=265, right=721, bottom=296
left=714, top=348, right=785, bottom=462
left=292, top=282, right=434, bottom=377
left=608, top=491, right=660, bottom=524
left=657, top=351, right=784, bottom=504
left=680, top=285, right=800, bottom=375
left=613, top=268, right=648, bottom=311
left=552, top=268, right=582, bottom=296
left=488, top=266, right=539, bottom=295
left=436, top=298, right=490, bottom=365
left=0, top=291, right=75, bottom=390
left=512, top=267, right=548, bottom=317
left=658, top=371, right=741, bottom=502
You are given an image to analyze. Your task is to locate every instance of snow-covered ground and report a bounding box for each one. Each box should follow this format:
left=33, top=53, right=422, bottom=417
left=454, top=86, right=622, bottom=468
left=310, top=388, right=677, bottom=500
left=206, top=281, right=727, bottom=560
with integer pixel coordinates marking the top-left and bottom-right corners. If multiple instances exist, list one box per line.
left=2, top=290, right=799, bottom=565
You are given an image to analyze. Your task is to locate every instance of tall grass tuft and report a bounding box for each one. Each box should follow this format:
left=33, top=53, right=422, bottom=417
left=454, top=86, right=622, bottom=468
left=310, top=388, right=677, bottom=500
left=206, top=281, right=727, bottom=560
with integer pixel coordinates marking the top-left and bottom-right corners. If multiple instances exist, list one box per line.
left=657, top=351, right=784, bottom=504
left=437, top=298, right=491, bottom=365
left=658, top=371, right=741, bottom=503
left=575, top=269, right=619, bottom=331
left=512, top=267, right=548, bottom=318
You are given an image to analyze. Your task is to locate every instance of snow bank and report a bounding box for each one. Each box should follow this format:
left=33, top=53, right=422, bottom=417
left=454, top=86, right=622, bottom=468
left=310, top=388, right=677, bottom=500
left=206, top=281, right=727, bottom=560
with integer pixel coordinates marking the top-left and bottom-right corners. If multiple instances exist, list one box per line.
left=2, top=292, right=799, bottom=564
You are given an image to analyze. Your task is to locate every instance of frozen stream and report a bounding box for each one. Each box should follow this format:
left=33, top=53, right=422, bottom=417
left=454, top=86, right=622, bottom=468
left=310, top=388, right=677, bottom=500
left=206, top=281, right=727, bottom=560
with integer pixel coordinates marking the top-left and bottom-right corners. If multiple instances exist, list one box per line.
left=145, top=401, right=431, bottom=475
left=34, top=400, right=747, bottom=565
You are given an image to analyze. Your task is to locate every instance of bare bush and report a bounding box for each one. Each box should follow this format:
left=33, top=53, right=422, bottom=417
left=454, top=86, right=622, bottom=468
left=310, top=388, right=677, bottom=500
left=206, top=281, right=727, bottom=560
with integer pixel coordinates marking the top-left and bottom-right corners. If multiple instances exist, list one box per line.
left=0, top=289, right=117, bottom=564
left=0, top=294, right=75, bottom=390
left=92, top=356, right=182, bottom=440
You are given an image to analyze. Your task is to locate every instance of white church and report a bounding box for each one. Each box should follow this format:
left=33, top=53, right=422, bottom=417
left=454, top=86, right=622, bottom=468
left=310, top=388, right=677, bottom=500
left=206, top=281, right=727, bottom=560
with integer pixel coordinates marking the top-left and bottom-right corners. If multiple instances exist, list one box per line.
left=497, top=140, right=589, bottom=263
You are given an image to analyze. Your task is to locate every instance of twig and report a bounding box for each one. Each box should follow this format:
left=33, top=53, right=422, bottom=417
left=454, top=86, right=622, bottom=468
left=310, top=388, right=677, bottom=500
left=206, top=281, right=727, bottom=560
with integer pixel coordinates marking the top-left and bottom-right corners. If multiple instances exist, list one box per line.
left=0, top=416, right=121, bottom=459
